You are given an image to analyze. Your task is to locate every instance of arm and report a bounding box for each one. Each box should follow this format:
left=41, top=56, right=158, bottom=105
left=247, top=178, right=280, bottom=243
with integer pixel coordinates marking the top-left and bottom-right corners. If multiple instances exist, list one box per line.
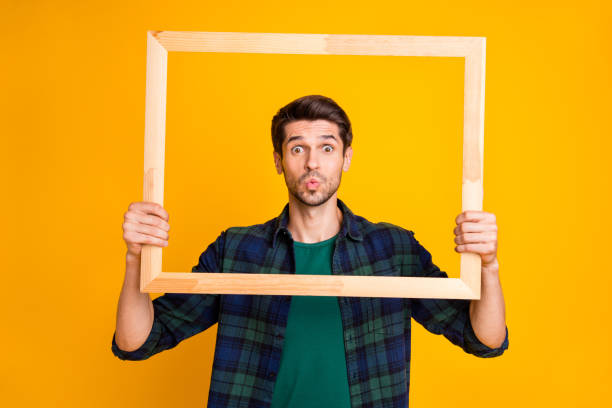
left=113, top=201, right=167, bottom=353
left=469, top=259, right=507, bottom=349
left=409, top=230, right=509, bottom=358
left=113, top=252, right=155, bottom=352
left=111, top=201, right=226, bottom=361
left=454, top=211, right=507, bottom=349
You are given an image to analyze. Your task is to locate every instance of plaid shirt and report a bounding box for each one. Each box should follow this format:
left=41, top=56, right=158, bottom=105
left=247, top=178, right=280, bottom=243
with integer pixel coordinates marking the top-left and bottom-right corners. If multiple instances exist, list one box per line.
left=112, top=198, right=509, bottom=408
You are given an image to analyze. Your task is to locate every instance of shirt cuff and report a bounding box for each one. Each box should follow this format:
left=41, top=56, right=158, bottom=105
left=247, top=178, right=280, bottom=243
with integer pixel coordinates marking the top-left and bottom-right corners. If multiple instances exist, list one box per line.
left=462, top=316, right=509, bottom=358
left=111, top=318, right=163, bottom=361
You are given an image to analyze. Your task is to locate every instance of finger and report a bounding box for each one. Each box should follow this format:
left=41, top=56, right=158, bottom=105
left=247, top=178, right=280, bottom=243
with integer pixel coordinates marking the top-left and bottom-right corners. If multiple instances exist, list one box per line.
left=455, top=210, right=484, bottom=224
left=454, top=222, right=497, bottom=235
left=454, top=231, right=496, bottom=245
left=124, top=230, right=168, bottom=247
left=454, top=242, right=495, bottom=254
left=125, top=211, right=170, bottom=231
left=455, top=211, right=495, bottom=225
left=129, top=201, right=169, bottom=221
left=124, top=222, right=169, bottom=241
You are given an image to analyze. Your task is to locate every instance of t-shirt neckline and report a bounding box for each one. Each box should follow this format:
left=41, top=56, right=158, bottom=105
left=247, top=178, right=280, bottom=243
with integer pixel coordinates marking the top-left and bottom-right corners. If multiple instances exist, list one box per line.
left=293, top=233, right=339, bottom=248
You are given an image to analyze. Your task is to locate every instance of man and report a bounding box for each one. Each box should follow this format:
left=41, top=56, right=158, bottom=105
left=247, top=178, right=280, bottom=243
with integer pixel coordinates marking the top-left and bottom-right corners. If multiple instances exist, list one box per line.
left=112, top=95, right=509, bottom=408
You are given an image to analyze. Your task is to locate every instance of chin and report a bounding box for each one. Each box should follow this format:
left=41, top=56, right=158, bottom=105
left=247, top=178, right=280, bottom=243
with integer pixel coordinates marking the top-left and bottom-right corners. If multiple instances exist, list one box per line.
left=295, top=190, right=334, bottom=207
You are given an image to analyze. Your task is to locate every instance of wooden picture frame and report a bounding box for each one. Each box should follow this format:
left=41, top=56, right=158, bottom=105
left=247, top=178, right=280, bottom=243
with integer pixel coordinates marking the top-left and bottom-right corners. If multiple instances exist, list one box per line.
left=140, top=30, right=486, bottom=299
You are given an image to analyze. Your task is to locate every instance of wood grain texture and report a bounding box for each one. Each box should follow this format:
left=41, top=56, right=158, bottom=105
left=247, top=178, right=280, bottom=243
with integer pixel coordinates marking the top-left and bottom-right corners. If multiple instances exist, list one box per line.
left=460, top=38, right=486, bottom=297
left=140, top=32, right=167, bottom=290
left=151, top=30, right=483, bottom=57
left=144, top=273, right=476, bottom=299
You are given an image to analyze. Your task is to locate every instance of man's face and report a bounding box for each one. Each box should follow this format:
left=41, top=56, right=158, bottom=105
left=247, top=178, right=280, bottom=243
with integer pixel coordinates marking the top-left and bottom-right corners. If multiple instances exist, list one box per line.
left=273, top=119, right=352, bottom=207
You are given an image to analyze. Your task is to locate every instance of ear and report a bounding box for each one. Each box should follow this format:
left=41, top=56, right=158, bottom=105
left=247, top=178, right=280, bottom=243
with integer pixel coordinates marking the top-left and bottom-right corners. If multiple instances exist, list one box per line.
left=342, top=146, right=353, bottom=172
left=273, top=151, right=283, bottom=175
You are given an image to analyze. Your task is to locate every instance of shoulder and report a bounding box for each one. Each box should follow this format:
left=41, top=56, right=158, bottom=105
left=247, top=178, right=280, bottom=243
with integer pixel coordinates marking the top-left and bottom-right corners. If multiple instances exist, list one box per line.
left=222, top=215, right=277, bottom=249
left=353, top=215, right=434, bottom=276
left=353, top=213, right=416, bottom=247
left=225, top=216, right=275, bottom=238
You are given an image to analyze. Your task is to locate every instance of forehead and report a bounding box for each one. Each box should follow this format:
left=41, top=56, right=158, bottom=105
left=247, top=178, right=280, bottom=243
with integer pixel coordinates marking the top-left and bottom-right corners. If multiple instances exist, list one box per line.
left=284, top=119, right=339, bottom=140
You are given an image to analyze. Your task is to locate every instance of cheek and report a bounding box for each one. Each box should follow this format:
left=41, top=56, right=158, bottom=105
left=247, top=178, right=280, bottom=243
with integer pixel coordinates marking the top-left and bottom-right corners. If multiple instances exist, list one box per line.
left=334, top=161, right=344, bottom=174
left=283, top=162, right=300, bottom=179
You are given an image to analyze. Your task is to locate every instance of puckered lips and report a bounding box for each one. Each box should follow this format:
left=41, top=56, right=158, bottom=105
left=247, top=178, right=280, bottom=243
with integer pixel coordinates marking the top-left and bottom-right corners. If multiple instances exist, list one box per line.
left=305, top=178, right=320, bottom=189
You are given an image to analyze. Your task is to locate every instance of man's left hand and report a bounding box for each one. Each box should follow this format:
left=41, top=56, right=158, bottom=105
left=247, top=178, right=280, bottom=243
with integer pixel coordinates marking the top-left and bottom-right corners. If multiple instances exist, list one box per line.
left=453, top=210, right=498, bottom=271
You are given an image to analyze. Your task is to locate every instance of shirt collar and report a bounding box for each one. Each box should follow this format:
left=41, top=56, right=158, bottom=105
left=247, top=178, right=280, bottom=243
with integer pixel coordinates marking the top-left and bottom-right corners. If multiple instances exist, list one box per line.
left=271, top=198, right=363, bottom=249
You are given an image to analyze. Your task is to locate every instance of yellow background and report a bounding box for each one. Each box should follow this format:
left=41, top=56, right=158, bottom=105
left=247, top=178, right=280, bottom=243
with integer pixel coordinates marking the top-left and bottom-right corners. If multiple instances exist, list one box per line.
left=1, top=0, right=610, bottom=406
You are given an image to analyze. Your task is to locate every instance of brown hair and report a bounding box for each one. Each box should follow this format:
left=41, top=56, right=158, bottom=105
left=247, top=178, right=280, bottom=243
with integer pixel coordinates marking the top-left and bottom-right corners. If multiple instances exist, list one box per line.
left=271, top=95, right=353, bottom=158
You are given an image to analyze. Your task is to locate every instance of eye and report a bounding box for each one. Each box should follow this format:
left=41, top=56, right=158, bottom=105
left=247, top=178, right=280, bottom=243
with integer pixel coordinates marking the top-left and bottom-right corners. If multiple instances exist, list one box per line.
left=291, top=146, right=303, bottom=154
left=323, top=145, right=334, bottom=153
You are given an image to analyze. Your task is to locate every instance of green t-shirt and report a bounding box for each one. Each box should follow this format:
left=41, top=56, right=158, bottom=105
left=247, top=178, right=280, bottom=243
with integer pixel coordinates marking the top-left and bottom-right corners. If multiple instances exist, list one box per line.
left=270, top=233, right=351, bottom=408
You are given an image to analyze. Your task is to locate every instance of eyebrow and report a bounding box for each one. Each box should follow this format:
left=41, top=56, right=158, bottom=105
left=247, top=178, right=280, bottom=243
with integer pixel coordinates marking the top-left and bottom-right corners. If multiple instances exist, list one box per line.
left=286, top=134, right=338, bottom=145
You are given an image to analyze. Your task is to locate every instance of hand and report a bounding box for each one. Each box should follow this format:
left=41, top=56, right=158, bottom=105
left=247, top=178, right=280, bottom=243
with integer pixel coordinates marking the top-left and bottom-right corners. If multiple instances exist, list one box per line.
left=122, top=201, right=170, bottom=259
left=453, top=210, right=498, bottom=269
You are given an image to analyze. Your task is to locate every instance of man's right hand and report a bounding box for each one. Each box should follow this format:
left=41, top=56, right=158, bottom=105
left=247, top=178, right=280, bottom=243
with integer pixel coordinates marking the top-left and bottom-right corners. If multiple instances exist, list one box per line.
left=122, top=201, right=170, bottom=260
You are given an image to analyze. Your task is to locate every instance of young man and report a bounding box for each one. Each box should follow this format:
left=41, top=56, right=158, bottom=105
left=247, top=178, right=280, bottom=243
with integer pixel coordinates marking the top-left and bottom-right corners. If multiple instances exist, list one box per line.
left=113, top=95, right=509, bottom=408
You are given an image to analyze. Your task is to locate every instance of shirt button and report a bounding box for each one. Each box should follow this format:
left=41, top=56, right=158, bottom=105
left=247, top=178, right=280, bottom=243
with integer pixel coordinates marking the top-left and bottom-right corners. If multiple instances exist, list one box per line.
left=269, top=372, right=276, bottom=378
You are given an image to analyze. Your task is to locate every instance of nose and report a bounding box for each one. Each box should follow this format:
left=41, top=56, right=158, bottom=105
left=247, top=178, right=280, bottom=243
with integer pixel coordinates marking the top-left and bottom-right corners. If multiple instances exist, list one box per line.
left=305, top=149, right=320, bottom=171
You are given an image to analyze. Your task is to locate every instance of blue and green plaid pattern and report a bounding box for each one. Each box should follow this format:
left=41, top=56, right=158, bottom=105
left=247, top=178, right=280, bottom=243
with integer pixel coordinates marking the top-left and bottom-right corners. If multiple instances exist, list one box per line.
left=112, top=198, right=509, bottom=407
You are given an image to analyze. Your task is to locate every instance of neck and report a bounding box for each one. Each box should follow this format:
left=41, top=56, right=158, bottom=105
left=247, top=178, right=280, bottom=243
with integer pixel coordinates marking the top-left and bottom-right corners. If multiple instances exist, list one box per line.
left=286, top=194, right=343, bottom=244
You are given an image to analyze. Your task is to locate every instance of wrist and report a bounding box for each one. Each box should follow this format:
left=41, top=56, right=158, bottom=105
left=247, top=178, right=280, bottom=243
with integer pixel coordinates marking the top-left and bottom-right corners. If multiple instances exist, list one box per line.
left=126, top=251, right=141, bottom=264
left=482, top=258, right=499, bottom=279
left=482, top=257, right=499, bottom=271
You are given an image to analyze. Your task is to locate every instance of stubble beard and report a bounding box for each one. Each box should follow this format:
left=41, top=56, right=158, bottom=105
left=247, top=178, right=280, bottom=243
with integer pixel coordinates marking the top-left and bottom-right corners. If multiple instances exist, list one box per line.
left=284, top=166, right=343, bottom=207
